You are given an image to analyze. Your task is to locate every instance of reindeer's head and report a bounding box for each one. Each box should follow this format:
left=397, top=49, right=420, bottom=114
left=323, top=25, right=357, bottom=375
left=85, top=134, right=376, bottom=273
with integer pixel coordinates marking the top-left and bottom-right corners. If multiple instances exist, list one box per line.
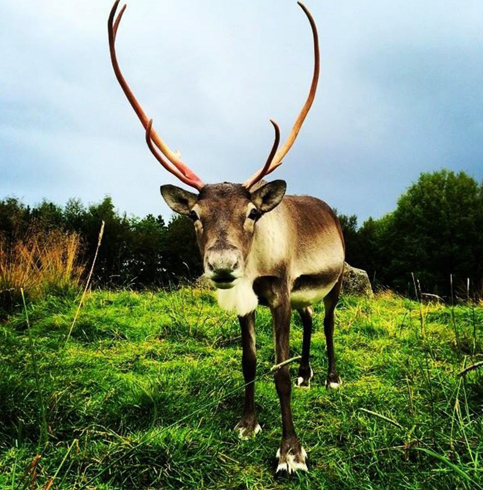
left=161, top=181, right=286, bottom=288
left=108, top=0, right=319, bottom=288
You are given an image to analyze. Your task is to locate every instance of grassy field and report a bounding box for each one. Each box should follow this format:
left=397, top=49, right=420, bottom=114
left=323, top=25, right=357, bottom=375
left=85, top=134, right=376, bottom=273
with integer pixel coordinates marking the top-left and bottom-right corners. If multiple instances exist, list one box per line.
left=0, top=287, right=482, bottom=489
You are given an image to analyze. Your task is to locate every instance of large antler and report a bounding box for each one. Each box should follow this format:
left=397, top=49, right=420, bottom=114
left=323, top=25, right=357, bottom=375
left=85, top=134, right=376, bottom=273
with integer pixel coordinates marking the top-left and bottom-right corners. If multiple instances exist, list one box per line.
left=244, top=2, right=320, bottom=190
left=108, top=0, right=205, bottom=190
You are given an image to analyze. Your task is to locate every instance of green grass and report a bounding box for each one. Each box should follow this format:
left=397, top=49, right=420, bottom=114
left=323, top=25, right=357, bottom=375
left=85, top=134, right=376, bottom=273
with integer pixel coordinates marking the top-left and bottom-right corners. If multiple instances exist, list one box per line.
left=0, top=288, right=482, bottom=489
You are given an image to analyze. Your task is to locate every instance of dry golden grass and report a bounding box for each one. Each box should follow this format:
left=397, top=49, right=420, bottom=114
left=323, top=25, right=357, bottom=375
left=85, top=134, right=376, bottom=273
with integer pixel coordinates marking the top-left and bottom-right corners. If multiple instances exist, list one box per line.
left=0, top=229, right=84, bottom=305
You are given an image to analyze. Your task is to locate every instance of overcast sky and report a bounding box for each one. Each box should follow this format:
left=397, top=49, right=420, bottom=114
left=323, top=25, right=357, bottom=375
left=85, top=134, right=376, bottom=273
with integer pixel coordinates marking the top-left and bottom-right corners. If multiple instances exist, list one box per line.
left=1, top=0, right=482, bottom=224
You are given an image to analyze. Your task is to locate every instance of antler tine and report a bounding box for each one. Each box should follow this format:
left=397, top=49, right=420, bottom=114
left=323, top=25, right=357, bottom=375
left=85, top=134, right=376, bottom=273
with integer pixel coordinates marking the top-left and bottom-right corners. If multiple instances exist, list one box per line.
left=243, top=1, right=320, bottom=189
left=112, top=2, right=126, bottom=40
left=108, top=1, right=205, bottom=189
left=145, top=120, right=204, bottom=190
left=245, top=120, right=281, bottom=190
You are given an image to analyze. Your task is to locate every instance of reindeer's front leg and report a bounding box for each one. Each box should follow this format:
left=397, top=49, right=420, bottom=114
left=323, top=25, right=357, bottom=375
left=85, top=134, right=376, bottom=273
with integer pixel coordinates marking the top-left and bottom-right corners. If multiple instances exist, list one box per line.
left=272, top=297, right=307, bottom=473
left=235, top=311, right=261, bottom=438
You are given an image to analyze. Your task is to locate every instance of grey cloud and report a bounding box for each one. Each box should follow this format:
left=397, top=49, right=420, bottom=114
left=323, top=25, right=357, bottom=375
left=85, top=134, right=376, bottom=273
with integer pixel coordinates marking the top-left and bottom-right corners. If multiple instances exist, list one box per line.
left=0, top=0, right=482, bottom=224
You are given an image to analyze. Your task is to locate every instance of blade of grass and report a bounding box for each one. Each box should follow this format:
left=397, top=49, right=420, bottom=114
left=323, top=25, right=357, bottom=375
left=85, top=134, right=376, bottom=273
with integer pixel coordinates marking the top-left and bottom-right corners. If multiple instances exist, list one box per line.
left=21, top=289, right=48, bottom=449
left=359, top=408, right=403, bottom=429
left=415, top=447, right=483, bottom=490
left=47, top=438, right=78, bottom=487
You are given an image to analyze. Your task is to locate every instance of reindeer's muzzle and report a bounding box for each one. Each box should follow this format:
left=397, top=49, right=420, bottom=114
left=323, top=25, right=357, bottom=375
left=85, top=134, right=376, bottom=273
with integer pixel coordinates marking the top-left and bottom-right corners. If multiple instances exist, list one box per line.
left=204, top=244, right=243, bottom=289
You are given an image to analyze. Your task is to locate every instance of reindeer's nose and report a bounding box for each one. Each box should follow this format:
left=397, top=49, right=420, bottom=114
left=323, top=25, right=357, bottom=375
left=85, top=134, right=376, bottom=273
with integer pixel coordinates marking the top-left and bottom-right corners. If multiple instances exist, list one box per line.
left=207, top=260, right=240, bottom=273
left=206, top=246, right=240, bottom=272
left=205, top=244, right=243, bottom=287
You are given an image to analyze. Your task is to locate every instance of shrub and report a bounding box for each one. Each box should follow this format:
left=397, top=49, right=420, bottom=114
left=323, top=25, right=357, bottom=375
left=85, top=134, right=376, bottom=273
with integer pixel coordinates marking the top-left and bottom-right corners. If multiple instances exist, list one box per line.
left=0, top=229, right=84, bottom=314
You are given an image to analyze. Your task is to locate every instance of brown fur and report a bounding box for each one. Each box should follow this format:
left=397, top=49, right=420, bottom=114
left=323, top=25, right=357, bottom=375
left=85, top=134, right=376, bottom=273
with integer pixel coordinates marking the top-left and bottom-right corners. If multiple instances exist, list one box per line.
left=162, top=181, right=345, bottom=473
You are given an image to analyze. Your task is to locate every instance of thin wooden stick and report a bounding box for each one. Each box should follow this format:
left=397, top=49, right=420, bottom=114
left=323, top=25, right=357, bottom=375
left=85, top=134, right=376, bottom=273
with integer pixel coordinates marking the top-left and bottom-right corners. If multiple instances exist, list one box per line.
left=271, top=355, right=302, bottom=372
left=458, top=361, right=483, bottom=377
left=65, top=221, right=105, bottom=346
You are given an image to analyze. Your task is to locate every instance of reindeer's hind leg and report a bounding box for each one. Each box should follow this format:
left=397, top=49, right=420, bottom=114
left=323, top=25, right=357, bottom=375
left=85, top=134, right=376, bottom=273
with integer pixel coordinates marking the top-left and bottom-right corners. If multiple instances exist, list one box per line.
left=323, top=277, right=342, bottom=389
left=296, top=307, right=314, bottom=387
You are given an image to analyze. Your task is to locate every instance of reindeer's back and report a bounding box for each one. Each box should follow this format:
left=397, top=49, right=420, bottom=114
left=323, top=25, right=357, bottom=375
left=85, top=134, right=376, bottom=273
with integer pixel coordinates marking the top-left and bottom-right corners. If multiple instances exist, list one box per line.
left=281, top=195, right=345, bottom=307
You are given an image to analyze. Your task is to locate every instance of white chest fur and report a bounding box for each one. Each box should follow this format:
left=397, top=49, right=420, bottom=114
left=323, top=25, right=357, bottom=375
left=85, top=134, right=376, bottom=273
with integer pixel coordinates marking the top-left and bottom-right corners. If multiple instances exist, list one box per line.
left=216, top=278, right=259, bottom=317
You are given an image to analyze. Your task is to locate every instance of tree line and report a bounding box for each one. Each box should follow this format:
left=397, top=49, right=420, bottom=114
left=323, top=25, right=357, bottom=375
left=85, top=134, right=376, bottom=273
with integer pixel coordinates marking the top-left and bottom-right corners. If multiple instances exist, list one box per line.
left=1, top=169, right=482, bottom=297
left=340, top=169, right=483, bottom=297
left=0, top=196, right=202, bottom=288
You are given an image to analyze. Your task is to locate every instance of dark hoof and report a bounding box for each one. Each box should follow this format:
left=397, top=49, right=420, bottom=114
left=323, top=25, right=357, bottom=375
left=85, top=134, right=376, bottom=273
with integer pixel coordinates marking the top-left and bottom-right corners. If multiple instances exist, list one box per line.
left=276, top=440, right=308, bottom=473
left=296, top=366, right=313, bottom=388
left=325, top=373, right=342, bottom=389
left=234, top=417, right=261, bottom=439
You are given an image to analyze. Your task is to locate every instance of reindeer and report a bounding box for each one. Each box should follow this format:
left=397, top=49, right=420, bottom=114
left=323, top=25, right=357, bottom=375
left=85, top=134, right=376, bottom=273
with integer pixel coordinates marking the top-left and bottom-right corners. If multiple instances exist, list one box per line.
left=108, top=0, right=345, bottom=473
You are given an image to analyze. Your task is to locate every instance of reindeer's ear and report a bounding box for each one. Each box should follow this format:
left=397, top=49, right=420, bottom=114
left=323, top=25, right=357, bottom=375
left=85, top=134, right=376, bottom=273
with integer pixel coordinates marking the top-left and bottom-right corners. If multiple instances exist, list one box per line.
left=250, top=180, right=286, bottom=213
left=160, top=185, right=198, bottom=215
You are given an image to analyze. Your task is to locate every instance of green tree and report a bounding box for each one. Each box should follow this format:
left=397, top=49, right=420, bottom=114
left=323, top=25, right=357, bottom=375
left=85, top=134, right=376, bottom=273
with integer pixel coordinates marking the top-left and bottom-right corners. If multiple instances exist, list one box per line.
left=163, top=215, right=202, bottom=282
left=336, top=213, right=358, bottom=264
left=64, top=198, right=87, bottom=232
left=80, top=196, right=132, bottom=286
left=128, top=215, right=167, bottom=287
left=381, top=170, right=482, bottom=295
left=0, top=198, right=31, bottom=243
left=31, top=200, right=64, bottom=231
left=352, top=215, right=394, bottom=288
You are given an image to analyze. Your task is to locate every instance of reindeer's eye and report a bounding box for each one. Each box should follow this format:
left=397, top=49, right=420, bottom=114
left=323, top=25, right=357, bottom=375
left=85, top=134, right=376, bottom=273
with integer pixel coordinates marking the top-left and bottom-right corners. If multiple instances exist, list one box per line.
left=248, top=208, right=260, bottom=221
left=189, top=210, right=199, bottom=221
